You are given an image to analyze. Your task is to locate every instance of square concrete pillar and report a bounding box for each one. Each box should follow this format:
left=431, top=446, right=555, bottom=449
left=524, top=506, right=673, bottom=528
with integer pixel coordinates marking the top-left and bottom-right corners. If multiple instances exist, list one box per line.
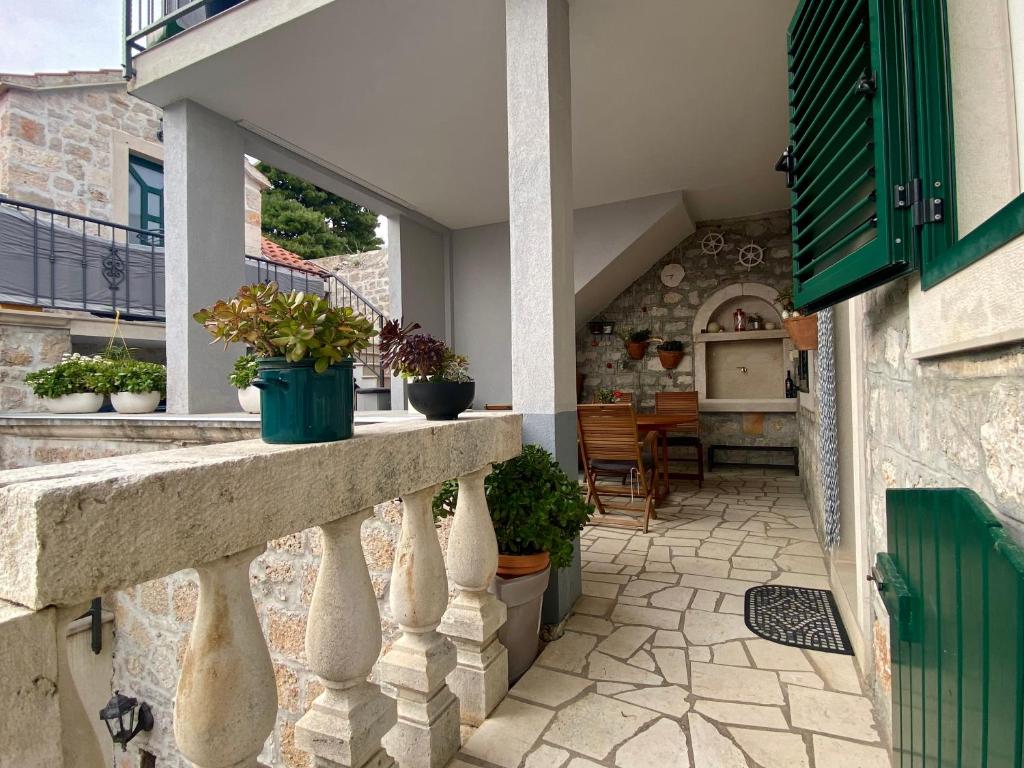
left=163, top=100, right=246, bottom=414
left=505, top=0, right=581, bottom=624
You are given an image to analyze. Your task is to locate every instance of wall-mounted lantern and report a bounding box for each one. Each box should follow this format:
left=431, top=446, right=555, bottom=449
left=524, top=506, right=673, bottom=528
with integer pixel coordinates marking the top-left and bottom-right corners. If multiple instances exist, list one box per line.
left=99, top=691, right=154, bottom=751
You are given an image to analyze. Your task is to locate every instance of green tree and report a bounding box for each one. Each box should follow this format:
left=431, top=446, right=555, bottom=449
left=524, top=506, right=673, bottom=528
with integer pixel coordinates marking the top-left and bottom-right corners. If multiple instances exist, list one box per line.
left=257, top=162, right=382, bottom=259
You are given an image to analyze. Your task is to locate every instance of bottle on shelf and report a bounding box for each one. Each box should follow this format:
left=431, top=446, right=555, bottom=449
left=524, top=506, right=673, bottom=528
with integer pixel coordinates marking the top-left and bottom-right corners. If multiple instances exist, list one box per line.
left=785, top=370, right=796, bottom=398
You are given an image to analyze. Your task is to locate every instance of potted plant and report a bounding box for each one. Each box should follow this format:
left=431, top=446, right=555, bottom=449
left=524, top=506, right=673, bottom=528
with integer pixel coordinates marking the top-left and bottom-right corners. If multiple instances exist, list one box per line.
left=433, top=444, right=592, bottom=680
left=595, top=387, right=626, bottom=404
left=24, top=353, right=110, bottom=414
left=194, top=283, right=377, bottom=443
left=620, top=328, right=653, bottom=360
left=230, top=353, right=261, bottom=414
left=379, top=319, right=474, bottom=420
left=657, top=339, right=685, bottom=369
left=105, top=359, right=167, bottom=414
left=776, top=286, right=818, bottom=350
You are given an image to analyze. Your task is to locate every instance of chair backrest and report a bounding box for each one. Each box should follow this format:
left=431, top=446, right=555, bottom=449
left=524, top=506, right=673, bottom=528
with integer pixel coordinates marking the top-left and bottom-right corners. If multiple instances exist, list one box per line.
left=591, top=391, right=634, bottom=405
left=655, top=391, right=700, bottom=431
left=577, top=403, right=642, bottom=462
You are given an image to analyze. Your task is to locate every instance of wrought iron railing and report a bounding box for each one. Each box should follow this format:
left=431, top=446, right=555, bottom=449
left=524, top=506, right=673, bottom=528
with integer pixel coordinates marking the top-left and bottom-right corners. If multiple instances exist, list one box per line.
left=0, top=196, right=388, bottom=384
left=123, top=0, right=246, bottom=79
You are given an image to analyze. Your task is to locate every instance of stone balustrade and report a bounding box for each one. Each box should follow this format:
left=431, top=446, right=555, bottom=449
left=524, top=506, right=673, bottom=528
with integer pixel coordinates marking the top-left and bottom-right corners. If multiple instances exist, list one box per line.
left=0, top=413, right=520, bottom=768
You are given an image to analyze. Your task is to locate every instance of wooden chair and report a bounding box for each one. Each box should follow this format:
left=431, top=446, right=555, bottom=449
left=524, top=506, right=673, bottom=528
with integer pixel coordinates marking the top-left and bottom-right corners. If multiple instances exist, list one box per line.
left=654, top=391, right=704, bottom=487
left=577, top=404, right=658, bottom=533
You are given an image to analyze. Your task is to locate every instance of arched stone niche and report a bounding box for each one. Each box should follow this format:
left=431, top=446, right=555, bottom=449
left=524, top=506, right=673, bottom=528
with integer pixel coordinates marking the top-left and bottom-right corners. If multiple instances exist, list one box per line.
left=692, top=282, right=796, bottom=411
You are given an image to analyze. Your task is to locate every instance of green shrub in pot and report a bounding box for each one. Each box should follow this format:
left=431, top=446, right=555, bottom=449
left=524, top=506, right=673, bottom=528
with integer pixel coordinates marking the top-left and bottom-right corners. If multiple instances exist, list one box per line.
left=24, top=353, right=112, bottom=413
left=100, top=359, right=167, bottom=414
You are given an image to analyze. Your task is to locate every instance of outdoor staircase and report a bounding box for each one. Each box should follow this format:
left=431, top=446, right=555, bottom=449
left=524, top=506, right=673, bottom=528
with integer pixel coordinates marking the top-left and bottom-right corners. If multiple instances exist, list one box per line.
left=353, top=343, right=391, bottom=411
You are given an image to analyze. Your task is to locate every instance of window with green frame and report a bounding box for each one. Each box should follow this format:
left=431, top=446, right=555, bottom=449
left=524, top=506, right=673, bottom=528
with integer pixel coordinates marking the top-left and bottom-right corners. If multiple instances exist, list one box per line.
left=128, top=154, right=164, bottom=243
left=783, top=0, right=1024, bottom=310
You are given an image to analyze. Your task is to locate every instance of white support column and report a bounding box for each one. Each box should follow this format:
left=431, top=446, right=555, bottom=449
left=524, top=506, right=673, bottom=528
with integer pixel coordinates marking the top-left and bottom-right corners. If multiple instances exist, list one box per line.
left=297, top=511, right=396, bottom=768
left=379, top=486, right=460, bottom=768
left=505, top=0, right=581, bottom=624
left=439, top=465, right=508, bottom=725
left=163, top=99, right=246, bottom=414
left=174, top=545, right=277, bottom=768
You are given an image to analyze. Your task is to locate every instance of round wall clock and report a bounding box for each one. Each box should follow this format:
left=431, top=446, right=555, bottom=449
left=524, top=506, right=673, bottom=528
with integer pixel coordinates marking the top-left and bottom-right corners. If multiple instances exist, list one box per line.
left=660, top=263, right=685, bottom=287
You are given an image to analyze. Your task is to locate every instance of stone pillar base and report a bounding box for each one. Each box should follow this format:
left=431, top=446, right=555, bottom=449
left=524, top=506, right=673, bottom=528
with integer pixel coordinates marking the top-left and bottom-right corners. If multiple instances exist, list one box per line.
left=440, top=591, right=509, bottom=725
left=296, top=683, right=396, bottom=768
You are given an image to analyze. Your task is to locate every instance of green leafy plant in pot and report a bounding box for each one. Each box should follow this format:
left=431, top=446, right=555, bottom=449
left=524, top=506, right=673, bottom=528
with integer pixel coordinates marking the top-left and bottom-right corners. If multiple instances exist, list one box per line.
left=24, top=353, right=112, bottom=414
left=620, top=328, right=653, bottom=360
left=380, top=319, right=474, bottom=420
left=656, top=339, right=685, bottom=370
left=230, top=353, right=261, bottom=414
left=194, top=283, right=377, bottom=443
left=101, top=359, right=167, bottom=414
left=434, top=444, right=592, bottom=680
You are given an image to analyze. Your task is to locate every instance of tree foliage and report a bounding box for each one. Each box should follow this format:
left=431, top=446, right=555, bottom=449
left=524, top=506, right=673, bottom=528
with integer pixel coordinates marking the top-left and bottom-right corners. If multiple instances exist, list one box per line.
left=257, top=162, right=382, bottom=259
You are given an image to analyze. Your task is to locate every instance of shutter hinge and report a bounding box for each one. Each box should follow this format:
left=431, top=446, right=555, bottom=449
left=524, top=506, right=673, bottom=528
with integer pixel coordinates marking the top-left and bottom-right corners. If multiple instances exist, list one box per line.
left=894, top=179, right=944, bottom=226
left=855, top=70, right=877, bottom=98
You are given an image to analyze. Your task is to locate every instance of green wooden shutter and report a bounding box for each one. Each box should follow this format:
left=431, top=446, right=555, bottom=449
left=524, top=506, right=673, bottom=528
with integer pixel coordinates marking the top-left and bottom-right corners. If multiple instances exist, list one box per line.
left=786, top=0, right=915, bottom=312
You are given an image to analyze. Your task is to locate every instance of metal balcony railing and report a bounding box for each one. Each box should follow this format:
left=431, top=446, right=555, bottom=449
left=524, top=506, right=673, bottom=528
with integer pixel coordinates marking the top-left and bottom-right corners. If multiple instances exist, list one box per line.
left=123, top=0, right=247, bottom=78
left=0, top=196, right=389, bottom=384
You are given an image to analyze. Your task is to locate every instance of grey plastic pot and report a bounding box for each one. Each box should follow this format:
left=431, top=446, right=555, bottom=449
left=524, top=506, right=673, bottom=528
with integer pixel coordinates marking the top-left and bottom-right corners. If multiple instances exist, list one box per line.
left=493, top=565, right=551, bottom=683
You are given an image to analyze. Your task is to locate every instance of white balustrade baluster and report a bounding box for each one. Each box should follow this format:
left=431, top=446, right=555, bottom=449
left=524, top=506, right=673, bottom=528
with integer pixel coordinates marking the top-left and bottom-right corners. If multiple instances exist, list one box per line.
left=297, top=511, right=396, bottom=768
left=174, top=545, right=276, bottom=768
left=438, top=465, right=508, bottom=724
left=379, top=486, right=460, bottom=768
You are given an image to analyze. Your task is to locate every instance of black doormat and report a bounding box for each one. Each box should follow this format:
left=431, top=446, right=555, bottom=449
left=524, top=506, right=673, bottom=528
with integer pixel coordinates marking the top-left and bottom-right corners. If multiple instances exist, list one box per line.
left=744, top=585, right=853, bottom=655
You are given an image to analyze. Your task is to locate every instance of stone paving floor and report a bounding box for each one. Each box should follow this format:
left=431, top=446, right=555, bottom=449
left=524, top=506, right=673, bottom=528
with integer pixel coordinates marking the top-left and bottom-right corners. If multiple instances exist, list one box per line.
left=452, top=470, right=892, bottom=768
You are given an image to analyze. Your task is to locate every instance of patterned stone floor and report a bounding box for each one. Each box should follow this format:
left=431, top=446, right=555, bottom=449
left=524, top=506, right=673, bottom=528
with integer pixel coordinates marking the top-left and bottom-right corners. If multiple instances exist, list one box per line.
left=451, top=470, right=892, bottom=768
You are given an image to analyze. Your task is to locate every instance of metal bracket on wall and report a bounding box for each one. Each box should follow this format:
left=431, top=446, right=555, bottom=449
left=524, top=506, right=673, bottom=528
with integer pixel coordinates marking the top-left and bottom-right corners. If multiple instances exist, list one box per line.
left=76, top=597, right=103, bottom=654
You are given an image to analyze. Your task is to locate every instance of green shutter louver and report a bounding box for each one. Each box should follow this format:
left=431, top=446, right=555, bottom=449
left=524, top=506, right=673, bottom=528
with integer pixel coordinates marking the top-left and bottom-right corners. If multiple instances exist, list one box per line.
left=784, top=0, right=915, bottom=312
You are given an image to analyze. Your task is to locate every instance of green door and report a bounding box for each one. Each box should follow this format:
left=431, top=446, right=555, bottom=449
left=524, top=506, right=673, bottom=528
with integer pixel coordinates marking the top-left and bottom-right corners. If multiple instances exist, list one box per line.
left=876, top=489, right=1024, bottom=767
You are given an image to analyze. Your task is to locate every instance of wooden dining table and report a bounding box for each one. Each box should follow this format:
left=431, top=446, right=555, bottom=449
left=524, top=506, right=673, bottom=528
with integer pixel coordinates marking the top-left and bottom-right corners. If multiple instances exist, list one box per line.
left=635, top=413, right=701, bottom=500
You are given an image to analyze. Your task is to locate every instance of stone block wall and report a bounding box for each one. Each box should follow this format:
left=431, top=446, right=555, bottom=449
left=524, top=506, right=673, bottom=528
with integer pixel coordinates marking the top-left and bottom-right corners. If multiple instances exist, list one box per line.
left=575, top=211, right=798, bottom=460
left=0, top=321, right=71, bottom=412
left=311, top=248, right=391, bottom=316
left=0, top=72, right=162, bottom=219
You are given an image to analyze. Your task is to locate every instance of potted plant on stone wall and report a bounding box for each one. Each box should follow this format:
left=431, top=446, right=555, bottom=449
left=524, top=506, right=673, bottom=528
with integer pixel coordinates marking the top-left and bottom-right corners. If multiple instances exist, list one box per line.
left=433, top=444, right=592, bottom=680
left=230, top=352, right=261, bottom=414
left=194, top=283, right=377, bottom=443
left=776, top=286, right=818, bottom=350
left=657, top=339, right=685, bottom=370
left=24, top=353, right=110, bottom=414
left=379, top=319, right=475, bottom=420
left=620, top=328, right=653, bottom=360
left=105, top=359, right=167, bottom=414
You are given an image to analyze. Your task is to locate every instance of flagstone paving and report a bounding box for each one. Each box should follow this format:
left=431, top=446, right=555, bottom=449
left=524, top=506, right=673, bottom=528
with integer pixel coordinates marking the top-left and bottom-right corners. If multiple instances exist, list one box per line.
left=453, top=471, right=892, bottom=768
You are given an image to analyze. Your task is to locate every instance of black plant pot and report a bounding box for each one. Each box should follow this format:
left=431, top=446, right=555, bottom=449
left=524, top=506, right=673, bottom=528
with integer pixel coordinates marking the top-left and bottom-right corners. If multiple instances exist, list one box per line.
left=408, top=380, right=475, bottom=421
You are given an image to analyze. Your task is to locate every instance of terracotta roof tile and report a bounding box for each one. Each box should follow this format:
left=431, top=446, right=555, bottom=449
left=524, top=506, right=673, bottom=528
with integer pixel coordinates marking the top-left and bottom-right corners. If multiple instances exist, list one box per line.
left=259, top=237, right=327, bottom=276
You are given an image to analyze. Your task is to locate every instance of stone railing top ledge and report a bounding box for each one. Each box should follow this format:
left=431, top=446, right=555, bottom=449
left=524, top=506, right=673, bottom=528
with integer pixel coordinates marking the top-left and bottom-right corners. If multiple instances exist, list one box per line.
left=0, top=413, right=522, bottom=610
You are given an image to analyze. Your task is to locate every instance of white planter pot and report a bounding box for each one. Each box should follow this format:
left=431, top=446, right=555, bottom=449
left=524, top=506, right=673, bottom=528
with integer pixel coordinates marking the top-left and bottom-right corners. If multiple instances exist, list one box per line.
left=237, top=385, right=261, bottom=414
left=111, top=391, right=162, bottom=414
left=43, top=392, right=104, bottom=414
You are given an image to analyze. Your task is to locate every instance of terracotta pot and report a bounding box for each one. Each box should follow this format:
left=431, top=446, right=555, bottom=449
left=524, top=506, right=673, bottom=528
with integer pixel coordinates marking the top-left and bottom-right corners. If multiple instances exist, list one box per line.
left=625, top=341, right=649, bottom=360
left=497, top=551, right=550, bottom=578
left=784, top=314, right=819, bottom=350
left=658, top=350, right=684, bottom=370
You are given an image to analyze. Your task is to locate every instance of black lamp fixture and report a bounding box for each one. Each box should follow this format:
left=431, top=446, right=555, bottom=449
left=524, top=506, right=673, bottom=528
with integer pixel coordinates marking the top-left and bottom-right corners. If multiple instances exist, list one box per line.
left=99, top=691, right=154, bottom=751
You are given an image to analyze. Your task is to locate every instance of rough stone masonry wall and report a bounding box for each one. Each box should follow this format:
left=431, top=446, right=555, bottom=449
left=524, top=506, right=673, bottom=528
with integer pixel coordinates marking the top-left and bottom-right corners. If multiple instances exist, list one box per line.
left=0, top=74, right=161, bottom=218
left=855, top=277, right=1024, bottom=733
left=575, top=211, right=797, bottom=459
left=311, top=248, right=391, bottom=317
left=0, top=322, right=71, bottom=413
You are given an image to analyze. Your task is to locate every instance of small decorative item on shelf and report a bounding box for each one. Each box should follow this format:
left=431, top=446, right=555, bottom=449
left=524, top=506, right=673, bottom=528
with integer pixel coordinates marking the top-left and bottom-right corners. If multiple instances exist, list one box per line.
left=657, top=340, right=685, bottom=370
left=706, top=321, right=722, bottom=333
left=749, top=314, right=763, bottom=331
left=602, top=321, right=615, bottom=335
left=595, top=387, right=626, bottom=403
left=379, top=319, right=474, bottom=420
left=433, top=445, right=592, bottom=679
left=229, top=353, right=261, bottom=414
left=620, top=328, right=653, bottom=359
left=734, top=308, right=747, bottom=332
left=765, top=321, right=777, bottom=331
left=587, top=319, right=616, bottom=336
left=24, top=353, right=110, bottom=413
left=776, top=286, right=819, bottom=350
left=194, top=282, right=377, bottom=443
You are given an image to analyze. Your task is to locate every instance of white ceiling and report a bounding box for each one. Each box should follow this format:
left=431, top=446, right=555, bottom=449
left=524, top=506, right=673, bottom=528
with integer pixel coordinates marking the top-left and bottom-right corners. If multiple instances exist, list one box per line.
left=134, top=0, right=797, bottom=229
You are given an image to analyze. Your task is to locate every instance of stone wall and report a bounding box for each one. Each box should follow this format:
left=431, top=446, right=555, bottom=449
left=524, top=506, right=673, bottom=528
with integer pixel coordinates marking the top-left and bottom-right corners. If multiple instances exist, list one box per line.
left=574, top=211, right=798, bottom=461
left=0, top=71, right=162, bottom=219
left=311, top=248, right=391, bottom=316
left=0, top=319, right=71, bottom=413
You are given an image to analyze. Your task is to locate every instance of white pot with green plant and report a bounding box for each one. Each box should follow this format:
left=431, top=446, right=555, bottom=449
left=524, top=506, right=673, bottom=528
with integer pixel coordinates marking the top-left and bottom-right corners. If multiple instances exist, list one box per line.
left=105, top=359, right=166, bottom=414
left=24, top=353, right=109, bottom=413
left=230, top=353, right=261, bottom=413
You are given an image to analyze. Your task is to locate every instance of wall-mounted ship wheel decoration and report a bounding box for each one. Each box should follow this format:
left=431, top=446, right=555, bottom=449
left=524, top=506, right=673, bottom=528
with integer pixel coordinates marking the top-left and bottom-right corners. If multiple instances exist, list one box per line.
left=738, top=242, right=764, bottom=270
left=700, top=232, right=725, bottom=257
